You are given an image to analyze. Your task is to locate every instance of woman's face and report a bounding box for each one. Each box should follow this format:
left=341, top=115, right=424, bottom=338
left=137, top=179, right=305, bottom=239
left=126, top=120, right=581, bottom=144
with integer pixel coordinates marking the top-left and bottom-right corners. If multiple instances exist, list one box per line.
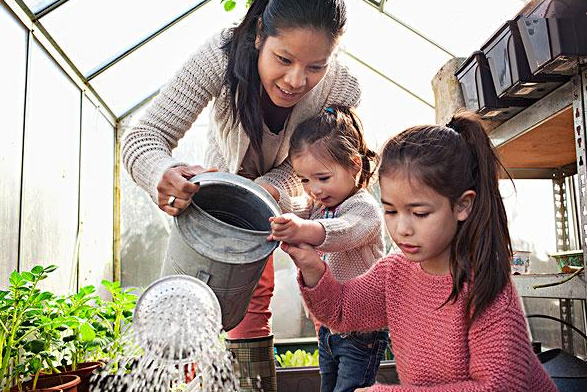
left=257, top=27, right=335, bottom=108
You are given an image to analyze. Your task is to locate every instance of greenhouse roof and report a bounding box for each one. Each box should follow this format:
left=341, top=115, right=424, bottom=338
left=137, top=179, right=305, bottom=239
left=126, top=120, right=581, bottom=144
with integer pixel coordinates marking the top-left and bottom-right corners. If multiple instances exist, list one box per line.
left=7, top=0, right=532, bottom=124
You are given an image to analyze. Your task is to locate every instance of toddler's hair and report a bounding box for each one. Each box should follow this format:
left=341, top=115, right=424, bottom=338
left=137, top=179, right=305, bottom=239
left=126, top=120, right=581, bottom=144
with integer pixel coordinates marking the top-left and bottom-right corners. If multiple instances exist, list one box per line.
left=378, top=111, right=512, bottom=322
left=289, top=105, right=378, bottom=188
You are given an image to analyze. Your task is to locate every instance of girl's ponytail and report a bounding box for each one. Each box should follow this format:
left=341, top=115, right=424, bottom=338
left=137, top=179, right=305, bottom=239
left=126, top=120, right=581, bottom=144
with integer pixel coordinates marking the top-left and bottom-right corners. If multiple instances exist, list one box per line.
left=447, top=111, right=512, bottom=322
left=345, top=107, right=379, bottom=188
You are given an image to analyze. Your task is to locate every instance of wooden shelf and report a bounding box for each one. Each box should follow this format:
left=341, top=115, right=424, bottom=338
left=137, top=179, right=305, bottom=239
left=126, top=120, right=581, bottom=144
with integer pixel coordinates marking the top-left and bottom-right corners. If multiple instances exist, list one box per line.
left=487, top=81, right=575, bottom=177
left=497, top=106, right=574, bottom=170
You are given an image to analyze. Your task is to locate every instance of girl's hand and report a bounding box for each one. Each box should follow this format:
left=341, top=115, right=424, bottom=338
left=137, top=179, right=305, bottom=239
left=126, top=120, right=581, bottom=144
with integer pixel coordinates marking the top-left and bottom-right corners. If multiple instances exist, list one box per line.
left=280, top=242, right=325, bottom=288
left=157, top=165, right=217, bottom=216
left=354, top=388, right=369, bottom=392
left=268, top=214, right=325, bottom=245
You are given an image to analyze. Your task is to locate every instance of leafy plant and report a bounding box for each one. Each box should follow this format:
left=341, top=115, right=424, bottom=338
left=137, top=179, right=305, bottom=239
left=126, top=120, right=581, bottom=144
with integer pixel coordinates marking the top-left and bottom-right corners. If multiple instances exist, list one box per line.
left=275, top=349, right=319, bottom=368
left=94, top=280, right=138, bottom=372
left=0, top=265, right=60, bottom=392
left=52, top=285, right=103, bottom=370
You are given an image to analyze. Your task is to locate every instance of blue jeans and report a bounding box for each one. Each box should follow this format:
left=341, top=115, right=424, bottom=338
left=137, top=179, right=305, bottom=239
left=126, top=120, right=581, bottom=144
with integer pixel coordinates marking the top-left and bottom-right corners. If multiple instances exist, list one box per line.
left=318, top=326, right=389, bottom=392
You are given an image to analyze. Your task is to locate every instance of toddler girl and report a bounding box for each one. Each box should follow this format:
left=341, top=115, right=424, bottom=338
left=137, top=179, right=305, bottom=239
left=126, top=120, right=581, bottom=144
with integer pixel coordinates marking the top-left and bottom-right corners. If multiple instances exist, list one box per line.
left=268, top=106, right=389, bottom=392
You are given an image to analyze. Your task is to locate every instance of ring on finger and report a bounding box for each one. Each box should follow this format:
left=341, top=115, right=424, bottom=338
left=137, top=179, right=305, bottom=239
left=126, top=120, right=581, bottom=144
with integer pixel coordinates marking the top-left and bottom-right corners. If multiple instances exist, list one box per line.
left=168, top=195, right=177, bottom=207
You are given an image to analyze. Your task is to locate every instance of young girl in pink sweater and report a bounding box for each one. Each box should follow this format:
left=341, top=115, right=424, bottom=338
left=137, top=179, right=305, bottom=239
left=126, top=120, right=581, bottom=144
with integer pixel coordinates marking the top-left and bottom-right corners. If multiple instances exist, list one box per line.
left=268, top=106, right=389, bottom=392
left=279, top=111, right=557, bottom=391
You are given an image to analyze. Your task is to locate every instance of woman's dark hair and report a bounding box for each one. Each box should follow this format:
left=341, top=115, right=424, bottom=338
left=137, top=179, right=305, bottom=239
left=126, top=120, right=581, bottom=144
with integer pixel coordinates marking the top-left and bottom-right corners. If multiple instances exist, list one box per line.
left=289, top=105, right=378, bottom=188
left=222, top=0, right=347, bottom=154
left=378, top=111, right=512, bottom=322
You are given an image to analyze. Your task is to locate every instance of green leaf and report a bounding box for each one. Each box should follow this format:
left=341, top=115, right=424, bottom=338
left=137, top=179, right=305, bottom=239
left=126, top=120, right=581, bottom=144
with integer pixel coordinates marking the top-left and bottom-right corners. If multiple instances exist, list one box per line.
left=37, top=292, right=54, bottom=302
left=21, top=271, right=35, bottom=282
left=28, top=339, right=46, bottom=354
left=224, top=0, right=236, bottom=11
left=9, top=271, right=23, bottom=286
left=80, top=322, right=96, bottom=342
left=63, top=334, right=76, bottom=342
left=44, top=265, right=58, bottom=273
left=31, top=265, right=44, bottom=275
left=79, top=285, right=96, bottom=296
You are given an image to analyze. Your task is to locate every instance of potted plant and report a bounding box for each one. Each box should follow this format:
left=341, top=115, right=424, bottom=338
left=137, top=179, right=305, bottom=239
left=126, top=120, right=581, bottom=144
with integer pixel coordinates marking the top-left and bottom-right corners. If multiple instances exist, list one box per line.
left=88, top=280, right=138, bottom=392
left=275, top=349, right=321, bottom=392
left=1, top=265, right=84, bottom=392
left=15, top=374, right=80, bottom=392
left=40, top=286, right=104, bottom=392
left=0, top=265, right=57, bottom=392
left=94, top=281, right=138, bottom=369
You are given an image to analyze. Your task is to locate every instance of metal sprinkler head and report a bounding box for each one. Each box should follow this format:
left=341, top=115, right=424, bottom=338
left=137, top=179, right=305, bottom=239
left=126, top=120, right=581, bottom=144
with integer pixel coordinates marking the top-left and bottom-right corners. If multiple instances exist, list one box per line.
left=133, top=275, right=222, bottom=363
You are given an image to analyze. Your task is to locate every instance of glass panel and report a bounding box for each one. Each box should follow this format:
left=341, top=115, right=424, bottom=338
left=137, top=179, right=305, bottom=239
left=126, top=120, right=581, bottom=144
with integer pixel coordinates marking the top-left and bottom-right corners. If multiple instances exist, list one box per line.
left=120, top=104, right=211, bottom=288
left=90, top=1, right=246, bottom=116
left=340, top=53, right=435, bottom=148
left=23, top=0, right=59, bottom=14
left=0, top=6, right=27, bottom=288
left=384, top=0, right=530, bottom=56
left=79, top=96, right=114, bottom=297
left=345, top=0, right=451, bottom=105
left=500, top=179, right=558, bottom=273
left=20, top=39, right=81, bottom=295
left=42, top=0, right=209, bottom=76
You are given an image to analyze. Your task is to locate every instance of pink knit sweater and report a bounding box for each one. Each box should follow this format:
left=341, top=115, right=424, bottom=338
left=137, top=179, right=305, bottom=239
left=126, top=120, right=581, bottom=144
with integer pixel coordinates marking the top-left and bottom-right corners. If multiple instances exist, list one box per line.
left=299, top=253, right=557, bottom=391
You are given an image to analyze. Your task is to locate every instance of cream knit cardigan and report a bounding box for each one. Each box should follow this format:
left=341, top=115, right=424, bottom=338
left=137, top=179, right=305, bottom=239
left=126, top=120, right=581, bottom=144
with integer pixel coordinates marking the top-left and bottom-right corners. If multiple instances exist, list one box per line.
left=122, top=31, right=362, bottom=202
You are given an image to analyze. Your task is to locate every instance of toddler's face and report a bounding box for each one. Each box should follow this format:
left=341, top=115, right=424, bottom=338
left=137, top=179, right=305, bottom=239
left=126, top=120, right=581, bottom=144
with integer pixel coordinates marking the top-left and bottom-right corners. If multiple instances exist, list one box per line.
left=379, top=173, right=461, bottom=276
left=292, top=151, right=359, bottom=208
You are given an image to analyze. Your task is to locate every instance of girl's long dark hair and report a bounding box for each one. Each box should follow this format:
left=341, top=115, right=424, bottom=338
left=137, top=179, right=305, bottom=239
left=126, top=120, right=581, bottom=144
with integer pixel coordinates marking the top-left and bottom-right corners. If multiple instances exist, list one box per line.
left=290, top=105, right=378, bottom=188
left=222, top=0, right=346, bottom=154
left=379, top=111, right=512, bottom=322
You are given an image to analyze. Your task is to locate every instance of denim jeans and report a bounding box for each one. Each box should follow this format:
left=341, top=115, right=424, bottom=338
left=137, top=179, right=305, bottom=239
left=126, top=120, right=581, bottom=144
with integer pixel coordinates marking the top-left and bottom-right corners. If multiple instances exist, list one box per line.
left=318, top=326, right=389, bottom=392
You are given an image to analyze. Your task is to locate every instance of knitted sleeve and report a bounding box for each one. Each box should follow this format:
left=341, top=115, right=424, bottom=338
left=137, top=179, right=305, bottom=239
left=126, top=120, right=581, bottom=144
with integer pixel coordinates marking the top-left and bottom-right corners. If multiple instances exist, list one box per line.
left=121, top=32, right=226, bottom=201
left=255, top=159, right=304, bottom=209
left=315, top=191, right=383, bottom=253
left=324, top=60, right=362, bottom=108
left=299, top=258, right=390, bottom=333
left=366, top=283, right=557, bottom=392
left=276, top=192, right=318, bottom=218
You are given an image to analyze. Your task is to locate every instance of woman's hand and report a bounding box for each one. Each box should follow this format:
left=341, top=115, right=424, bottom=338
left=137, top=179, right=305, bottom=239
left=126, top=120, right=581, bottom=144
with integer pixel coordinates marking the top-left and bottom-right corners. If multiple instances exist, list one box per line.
left=280, top=242, right=325, bottom=288
left=268, top=213, right=325, bottom=245
left=157, top=165, right=217, bottom=216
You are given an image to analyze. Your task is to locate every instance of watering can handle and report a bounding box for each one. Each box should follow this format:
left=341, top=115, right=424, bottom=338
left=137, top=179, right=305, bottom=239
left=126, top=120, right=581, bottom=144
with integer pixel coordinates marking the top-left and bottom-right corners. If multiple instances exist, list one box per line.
left=197, top=271, right=211, bottom=284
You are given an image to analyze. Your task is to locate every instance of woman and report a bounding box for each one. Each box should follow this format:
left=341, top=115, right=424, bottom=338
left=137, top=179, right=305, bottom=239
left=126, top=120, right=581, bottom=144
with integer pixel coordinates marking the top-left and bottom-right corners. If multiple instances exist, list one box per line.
left=122, top=0, right=360, bottom=390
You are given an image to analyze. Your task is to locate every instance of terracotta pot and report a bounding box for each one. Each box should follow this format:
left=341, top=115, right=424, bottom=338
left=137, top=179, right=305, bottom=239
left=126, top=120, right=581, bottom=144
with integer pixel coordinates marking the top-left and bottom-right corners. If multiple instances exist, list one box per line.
left=40, top=362, right=102, bottom=392
left=9, top=388, right=62, bottom=392
left=11, top=375, right=80, bottom=392
left=28, top=389, right=62, bottom=392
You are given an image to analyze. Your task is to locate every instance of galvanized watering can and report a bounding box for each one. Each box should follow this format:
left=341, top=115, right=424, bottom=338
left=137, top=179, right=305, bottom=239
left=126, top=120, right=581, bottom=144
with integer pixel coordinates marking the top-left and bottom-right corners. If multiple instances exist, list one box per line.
left=161, top=172, right=281, bottom=331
